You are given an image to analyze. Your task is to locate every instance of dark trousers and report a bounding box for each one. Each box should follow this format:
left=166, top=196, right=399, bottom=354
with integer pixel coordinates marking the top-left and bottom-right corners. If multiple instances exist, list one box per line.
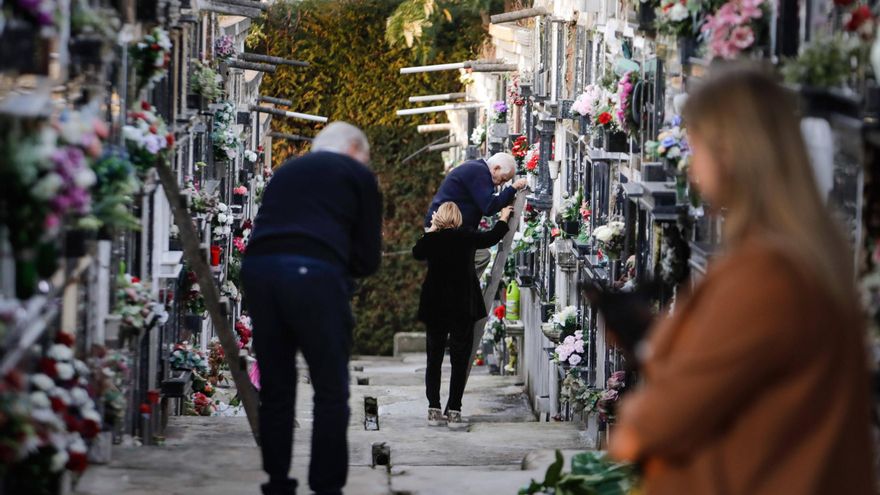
left=242, top=254, right=353, bottom=495
left=425, top=319, right=474, bottom=412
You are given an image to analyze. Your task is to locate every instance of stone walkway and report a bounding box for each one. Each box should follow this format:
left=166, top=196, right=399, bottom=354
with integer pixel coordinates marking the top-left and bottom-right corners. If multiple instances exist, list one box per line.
left=75, top=354, right=591, bottom=495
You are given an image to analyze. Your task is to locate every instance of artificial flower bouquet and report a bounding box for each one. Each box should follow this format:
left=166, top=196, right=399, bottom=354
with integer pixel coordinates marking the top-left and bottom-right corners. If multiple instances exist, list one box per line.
left=123, top=101, right=174, bottom=173
left=586, top=370, right=627, bottom=423
left=211, top=201, right=234, bottom=237
left=507, top=75, right=526, bottom=106
left=615, top=71, right=640, bottom=136
left=88, top=148, right=141, bottom=231
left=592, top=221, right=626, bottom=260
left=169, top=342, right=208, bottom=374
left=184, top=180, right=218, bottom=216
left=214, top=34, right=236, bottom=59
left=114, top=272, right=168, bottom=336
left=523, top=142, right=540, bottom=175
left=554, top=330, right=586, bottom=367
left=701, top=0, right=769, bottom=60
left=234, top=314, right=252, bottom=348
left=131, top=27, right=172, bottom=92
left=233, top=185, right=248, bottom=196
left=212, top=101, right=241, bottom=161
left=189, top=60, right=223, bottom=102
left=493, top=101, right=508, bottom=123
left=646, top=116, right=688, bottom=168
left=470, top=125, right=486, bottom=146
left=182, top=269, right=206, bottom=315
left=552, top=305, right=580, bottom=338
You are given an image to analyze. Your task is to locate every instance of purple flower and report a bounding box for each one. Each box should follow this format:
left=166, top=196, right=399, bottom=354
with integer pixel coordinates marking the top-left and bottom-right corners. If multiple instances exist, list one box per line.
left=493, top=101, right=508, bottom=114
left=607, top=370, right=626, bottom=390
left=661, top=136, right=677, bottom=148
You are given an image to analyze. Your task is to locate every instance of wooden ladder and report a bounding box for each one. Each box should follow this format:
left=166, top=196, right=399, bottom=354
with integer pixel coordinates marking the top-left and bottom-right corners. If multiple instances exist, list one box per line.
left=466, top=191, right=528, bottom=381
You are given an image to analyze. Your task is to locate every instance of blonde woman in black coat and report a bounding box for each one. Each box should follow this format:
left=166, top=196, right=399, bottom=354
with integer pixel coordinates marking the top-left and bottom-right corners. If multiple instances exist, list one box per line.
left=413, top=202, right=513, bottom=429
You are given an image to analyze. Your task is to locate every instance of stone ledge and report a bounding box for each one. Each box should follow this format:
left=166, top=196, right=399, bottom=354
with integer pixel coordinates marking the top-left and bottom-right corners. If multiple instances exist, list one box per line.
left=393, top=332, right=427, bottom=356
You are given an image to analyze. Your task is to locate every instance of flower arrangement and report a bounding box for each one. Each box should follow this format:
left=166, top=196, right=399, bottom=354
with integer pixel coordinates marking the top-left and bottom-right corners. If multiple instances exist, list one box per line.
left=88, top=149, right=141, bottom=231
left=513, top=216, right=545, bottom=254
left=511, top=135, right=529, bottom=162
left=234, top=315, right=253, bottom=348
left=492, top=101, right=508, bottom=123
left=843, top=3, right=875, bottom=39
left=182, top=269, right=206, bottom=315
left=214, top=34, right=236, bottom=59
left=656, top=0, right=703, bottom=36
left=552, top=305, right=579, bottom=337
left=114, top=272, right=168, bottom=335
left=560, top=190, right=584, bottom=223
left=131, top=27, right=172, bottom=92
left=571, top=84, right=608, bottom=119
left=212, top=202, right=234, bottom=237
left=507, top=74, right=526, bottom=106
left=189, top=60, right=224, bottom=102
left=782, top=35, right=858, bottom=88
left=592, top=221, right=626, bottom=260
left=458, top=67, right=475, bottom=86
left=646, top=116, right=688, bottom=166
left=554, top=330, right=586, bottom=366
left=470, top=125, right=486, bottom=146
left=169, top=342, right=208, bottom=374
left=191, top=391, right=216, bottom=416
left=14, top=0, right=56, bottom=27
left=212, top=101, right=241, bottom=161
left=184, top=181, right=217, bottom=216
left=615, top=72, right=639, bottom=135
left=207, top=338, right=228, bottom=385
left=12, top=332, right=103, bottom=481
left=244, top=149, right=258, bottom=163
left=123, top=101, right=174, bottom=173
left=233, top=185, right=248, bottom=196
left=701, top=0, right=767, bottom=60
left=220, top=280, right=240, bottom=303
left=587, top=370, right=627, bottom=422
left=90, top=349, right=129, bottom=426
left=523, top=143, right=540, bottom=175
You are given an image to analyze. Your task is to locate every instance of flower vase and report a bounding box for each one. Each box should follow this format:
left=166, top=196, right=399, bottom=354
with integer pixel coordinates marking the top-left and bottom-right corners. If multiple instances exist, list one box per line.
left=678, top=36, right=697, bottom=66
left=562, top=220, right=580, bottom=237
left=675, top=173, right=688, bottom=205
left=14, top=254, right=37, bottom=299
left=591, top=129, right=604, bottom=149
left=210, top=245, right=222, bottom=266
left=604, top=130, right=629, bottom=153
left=578, top=115, right=590, bottom=136
left=541, top=322, right=562, bottom=343
left=233, top=194, right=245, bottom=207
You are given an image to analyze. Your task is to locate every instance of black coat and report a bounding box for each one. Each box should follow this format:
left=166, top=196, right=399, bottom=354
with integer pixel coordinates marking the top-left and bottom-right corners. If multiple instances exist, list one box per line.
left=412, top=221, right=509, bottom=326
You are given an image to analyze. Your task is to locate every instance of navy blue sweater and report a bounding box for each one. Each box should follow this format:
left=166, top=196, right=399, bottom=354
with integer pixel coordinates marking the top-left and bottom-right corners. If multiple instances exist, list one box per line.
left=424, top=159, right=517, bottom=230
left=246, top=151, right=383, bottom=278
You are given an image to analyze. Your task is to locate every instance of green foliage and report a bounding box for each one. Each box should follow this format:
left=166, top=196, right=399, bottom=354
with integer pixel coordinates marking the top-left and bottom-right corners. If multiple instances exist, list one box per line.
left=248, top=0, right=486, bottom=355
left=519, top=450, right=639, bottom=495
left=782, top=35, right=858, bottom=88
left=385, top=0, right=500, bottom=61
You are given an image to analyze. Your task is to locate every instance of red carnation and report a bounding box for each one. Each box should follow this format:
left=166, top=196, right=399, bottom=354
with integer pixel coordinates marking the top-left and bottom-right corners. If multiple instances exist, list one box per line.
left=81, top=419, right=100, bottom=439
left=4, top=370, right=24, bottom=391
left=598, top=112, right=613, bottom=125
left=56, top=332, right=75, bottom=346
left=50, top=396, right=67, bottom=413
left=141, top=101, right=151, bottom=111
left=64, top=413, right=82, bottom=433
left=166, top=133, right=175, bottom=147
left=40, top=358, right=57, bottom=377
left=148, top=125, right=157, bottom=134
left=551, top=227, right=561, bottom=238
left=131, top=276, right=140, bottom=283
left=494, top=305, right=506, bottom=320
left=846, top=5, right=873, bottom=32
left=66, top=451, right=88, bottom=472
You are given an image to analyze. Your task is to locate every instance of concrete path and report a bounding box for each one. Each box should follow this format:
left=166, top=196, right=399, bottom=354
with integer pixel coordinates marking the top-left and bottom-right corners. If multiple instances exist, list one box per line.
left=75, top=353, right=591, bottom=495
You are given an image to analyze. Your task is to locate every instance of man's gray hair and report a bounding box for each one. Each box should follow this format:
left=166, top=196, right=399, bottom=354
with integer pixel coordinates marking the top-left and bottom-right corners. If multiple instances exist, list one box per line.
left=311, top=121, right=370, bottom=155
left=487, top=152, right=516, bottom=176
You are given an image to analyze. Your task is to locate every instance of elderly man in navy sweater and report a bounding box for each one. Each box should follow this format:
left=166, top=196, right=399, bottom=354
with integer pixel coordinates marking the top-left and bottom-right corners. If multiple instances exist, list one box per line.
left=424, top=153, right=527, bottom=275
left=242, top=122, right=382, bottom=495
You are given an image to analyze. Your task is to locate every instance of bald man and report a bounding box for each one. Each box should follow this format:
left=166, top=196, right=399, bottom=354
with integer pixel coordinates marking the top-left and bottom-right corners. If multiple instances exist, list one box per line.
left=424, top=153, right=527, bottom=276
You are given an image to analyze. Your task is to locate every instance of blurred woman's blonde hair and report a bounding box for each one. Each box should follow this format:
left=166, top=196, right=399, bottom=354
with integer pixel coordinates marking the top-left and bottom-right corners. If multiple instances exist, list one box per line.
left=432, top=202, right=463, bottom=230
left=683, top=65, right=856, bottom=311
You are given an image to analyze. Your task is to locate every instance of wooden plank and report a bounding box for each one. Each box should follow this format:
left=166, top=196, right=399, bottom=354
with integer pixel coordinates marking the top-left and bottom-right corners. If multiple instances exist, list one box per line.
left=490, top=7, right=549, bottom=24
left=226, top=60, right=276, bottom=73
left=215, top=0, right=268, bottom=11
left=200, top=2, right=262, bottom=18
left=466, top=191, right=528, bottom=381
left=258, top=95, right=292, bottom=106
left=268, top=131, right=312, bottom=142
left=154, top=159, right=260, bottom=444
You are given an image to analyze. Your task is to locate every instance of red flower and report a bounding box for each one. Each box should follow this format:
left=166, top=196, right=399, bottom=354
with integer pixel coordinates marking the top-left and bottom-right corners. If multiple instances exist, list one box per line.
left=598, top=112, right=613, bottom=125
left=50, top=396, right=67, bottom=413
left=40, top=358, right=57, bottom=377
left=56, top=332, right=75, bottom=347
left=81, top=419, right=100, bottom=439
left=494, top=305, right=506, bottom=320
left=151, top=43, right=160, bottom=50
left=131, top=276, right=140, bottom=283
left=166, top=133, right=175, bottom=147
left=64, top=413, right=82, bottom=433
left=141, top=101, right=151, bottom=111
left=551, top=227, right=561, bottom=238
left=66, top=451, right=89, bottom=472
left=846, top=5, right=873, bottom=32
left=148, top=125, right=157, bottom=134
left=4, top=370, right=24, bottom=391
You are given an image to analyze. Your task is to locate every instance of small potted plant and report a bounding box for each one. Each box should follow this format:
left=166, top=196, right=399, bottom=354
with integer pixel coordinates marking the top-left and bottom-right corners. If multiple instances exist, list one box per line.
left=232, top=185, right=248, bottom=206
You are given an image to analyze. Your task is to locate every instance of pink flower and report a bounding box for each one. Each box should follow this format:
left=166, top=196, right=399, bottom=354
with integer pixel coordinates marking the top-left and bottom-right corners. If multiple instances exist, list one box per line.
left=730, top=25, right=755, bottom=49
left=233, top=185, right=248, bottom=195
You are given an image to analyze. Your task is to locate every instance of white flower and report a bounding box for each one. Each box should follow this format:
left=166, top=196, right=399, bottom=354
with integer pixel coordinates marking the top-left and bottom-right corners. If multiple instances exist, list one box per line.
left=51, top=450, right=69, bottom=472
left=49, top=387, right=71, bottom=405
left=56, top=362, right=75, bottom=381
left=70, top=387, right=90, bottom=407
left=667, top=146, right=681, bottom=159
left=191, top=283, right=200, bottom=292
left=69, top=437, right=88, bottom=454
left=669, top=2, right=689, bottom=21
left=217, top=203, right=228, bottom=213
left=513, top=232, right=523, bottom=242
left=81, top=408, right=101, bottom=423
left=563, top=335, right=575, bottom=345
left=32, top=173, right=64, bottom=200
left=74, top=167, right=97, bottom=188
left=217, top=213, right=228, bottom=224
left=48, top=344, right=73, bottom=362
left=593, top=226, right=613, bottom=243
left=143, top=134, right=166, bottom=154
left=568, top=354, right=582, bottom=366
left=244, top=150, right=258, bottom=162
left=31, top=373, right=55, bottom=392
left=30, top=391, right=51, bottom=409
left=74, top=359, right=89, bottom=377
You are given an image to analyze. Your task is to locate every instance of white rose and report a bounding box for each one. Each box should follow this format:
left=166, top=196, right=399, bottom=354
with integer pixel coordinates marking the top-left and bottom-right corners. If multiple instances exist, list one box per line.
left=71, top=387, right=90, bottom=407
left=217, top=213, right=228, bottom=224
left=31, top=373, right=55, bottom=392
left=667, top=146, right=681, bottom=159
left=56, top=362, right=75, bottom=381
left=191, top=283, right=200, bottom=292
left=81, top=408, right=101, bottom=423
left=48, top=344, right=73, bottom=362
left=74, top=360, right=89, bottom=377
left=50, top=387, right=71, bottom=405
left=217, top=203, right=228, bottom=213
left=513, top=232, right=523, bottom=242
left=32, top=173, right=64, bottom=200
left=593, top=226, right=613, bottom=242
left=30, top=391, right=51, bottom=409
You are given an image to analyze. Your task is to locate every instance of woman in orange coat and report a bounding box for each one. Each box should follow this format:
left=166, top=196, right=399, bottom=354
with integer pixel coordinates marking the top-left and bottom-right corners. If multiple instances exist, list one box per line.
left=610, top=67, right=876, bottom=494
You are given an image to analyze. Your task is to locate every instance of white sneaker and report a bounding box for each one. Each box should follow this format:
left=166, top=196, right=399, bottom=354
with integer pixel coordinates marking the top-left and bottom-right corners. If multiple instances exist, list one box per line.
left=428, top=408, right=446, bottom=427
left=447, top=410, right=467, bottom=430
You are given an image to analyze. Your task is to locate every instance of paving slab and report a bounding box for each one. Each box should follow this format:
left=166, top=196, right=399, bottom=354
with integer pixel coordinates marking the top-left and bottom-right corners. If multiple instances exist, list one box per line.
left=75, top=353, right=591, bottom=495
